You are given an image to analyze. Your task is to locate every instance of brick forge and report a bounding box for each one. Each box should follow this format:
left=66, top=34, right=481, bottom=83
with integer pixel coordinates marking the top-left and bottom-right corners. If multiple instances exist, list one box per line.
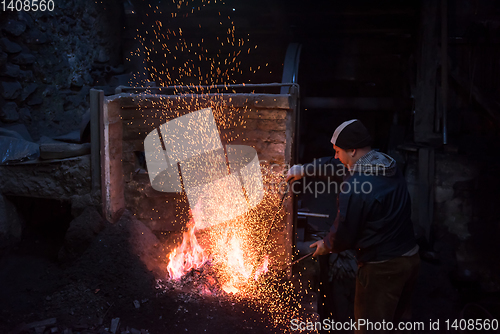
left=99, top=90, right=298, bottom=269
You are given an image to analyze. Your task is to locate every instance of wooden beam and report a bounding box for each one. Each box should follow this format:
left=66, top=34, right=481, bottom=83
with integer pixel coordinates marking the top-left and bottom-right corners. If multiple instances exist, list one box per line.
left=302, top=97, right=413, bottom=111
left=116, top=92, right=294, bottom=110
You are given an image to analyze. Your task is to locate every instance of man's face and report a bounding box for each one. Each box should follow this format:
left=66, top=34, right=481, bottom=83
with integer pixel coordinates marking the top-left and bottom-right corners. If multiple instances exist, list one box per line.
left=333, top=145, right=352, bottom=167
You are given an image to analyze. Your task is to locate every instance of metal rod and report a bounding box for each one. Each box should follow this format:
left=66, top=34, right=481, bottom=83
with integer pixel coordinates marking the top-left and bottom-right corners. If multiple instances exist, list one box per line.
left=250, top=182, right=290, bottom=278
left=275, top=252, right=314, bottom=271
left=297, top=212, right=330, bottom=218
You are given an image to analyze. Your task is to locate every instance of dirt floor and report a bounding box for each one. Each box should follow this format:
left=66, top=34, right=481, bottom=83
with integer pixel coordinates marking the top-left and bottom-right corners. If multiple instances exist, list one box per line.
left=0, top=210, right=302, bottom=334
left=2, top=205, right=500, bottom=334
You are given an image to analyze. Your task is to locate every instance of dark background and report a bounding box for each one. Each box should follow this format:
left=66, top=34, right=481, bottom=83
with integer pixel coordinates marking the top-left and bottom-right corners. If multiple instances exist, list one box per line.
left=1, top=0, right=500, bottom=331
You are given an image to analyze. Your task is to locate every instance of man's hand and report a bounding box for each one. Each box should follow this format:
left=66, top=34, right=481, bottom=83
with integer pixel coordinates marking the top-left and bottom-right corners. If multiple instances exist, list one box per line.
left=286, top=164, right=304, bottom=183
left=310, top=239, right=330, bottom=257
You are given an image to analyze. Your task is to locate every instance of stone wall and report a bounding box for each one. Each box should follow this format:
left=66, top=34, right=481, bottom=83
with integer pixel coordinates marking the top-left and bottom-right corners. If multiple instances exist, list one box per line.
left=0, top=0, right=123, bottom=141
left=405, top=150, right=500, bottom=292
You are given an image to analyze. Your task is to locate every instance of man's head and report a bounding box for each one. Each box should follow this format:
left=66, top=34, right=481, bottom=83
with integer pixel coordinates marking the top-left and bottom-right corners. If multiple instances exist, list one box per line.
left=331, top=119, right=372, bottom=168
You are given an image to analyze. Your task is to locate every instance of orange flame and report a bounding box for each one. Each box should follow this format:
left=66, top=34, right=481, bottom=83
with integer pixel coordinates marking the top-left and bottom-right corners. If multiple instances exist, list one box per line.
left=167, top=214, right=270, bottom=294
left=167, top=216, right=207, bottom=280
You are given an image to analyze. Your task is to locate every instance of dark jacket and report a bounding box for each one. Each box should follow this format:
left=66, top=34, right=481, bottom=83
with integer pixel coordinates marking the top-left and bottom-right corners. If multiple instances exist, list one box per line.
left=304, top=151, right=417, bottom=263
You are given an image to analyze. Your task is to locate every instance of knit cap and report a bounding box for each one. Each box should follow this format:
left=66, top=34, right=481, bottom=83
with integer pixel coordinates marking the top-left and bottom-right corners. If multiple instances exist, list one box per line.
left=330, top=119, right=372, bottom=149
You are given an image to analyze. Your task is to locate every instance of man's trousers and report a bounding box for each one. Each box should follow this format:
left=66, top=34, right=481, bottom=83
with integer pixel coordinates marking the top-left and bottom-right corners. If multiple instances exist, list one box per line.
left=354, top=253, right=420, bottom=333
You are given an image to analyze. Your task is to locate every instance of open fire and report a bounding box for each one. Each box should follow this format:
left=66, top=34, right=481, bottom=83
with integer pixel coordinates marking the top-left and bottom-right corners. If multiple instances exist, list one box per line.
left=166, top=215, right=208, bottom=281
left=166, top=208, right=270, bottom=295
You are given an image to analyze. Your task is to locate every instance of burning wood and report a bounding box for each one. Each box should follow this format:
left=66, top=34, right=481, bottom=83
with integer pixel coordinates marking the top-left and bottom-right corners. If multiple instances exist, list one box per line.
left=166, top=211, right=271, bottom=296
left=157, top=176, right=313, bottom=331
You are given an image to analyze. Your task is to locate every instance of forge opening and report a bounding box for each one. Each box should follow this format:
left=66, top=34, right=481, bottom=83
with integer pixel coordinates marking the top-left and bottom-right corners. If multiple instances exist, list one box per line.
left=6, top=196, right=72, bottom=261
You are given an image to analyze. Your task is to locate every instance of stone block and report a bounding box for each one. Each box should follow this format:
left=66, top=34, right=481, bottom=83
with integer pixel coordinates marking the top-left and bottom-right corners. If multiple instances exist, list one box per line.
left=0, top=52, right=7, bottom=67
left=2, top=20, right=26, bottom=36
left=12, top=53, right=36, bottom=65
left=258, top=142, right=286, bottom=164
left=0, top=63, right=20, bottom=78
left=70, top=193, right=101, bottom=218
left=0, top=38, right=22, bottom=54
left=0, top=194, right=23, bottom=248
left=269, top=131, right=285, bottom=143
left=0, top=155, right=91, bottom=198
left=243, top=129, right=270, bottom=141
left=17, top=12, right=34, bottom=28
left=0, top=101, right=19, bottom=122
left=18, top=107, right=31, bottom=121
left=246, top=109, right=287, bottom=120
left=0, top=81, right=22, bottom=99
left=21, top=83, right=38, bottom=101
left=18, top=70, right=33, bottom=81
left=58, top=207, right=104, bottom=261
left=26, top=95, right=43, bottom=106
left=257, top=119, right=286, bottom=131
left=70, top=75, right=84, bottom=88
left=25, top=29, right=47, bottom=44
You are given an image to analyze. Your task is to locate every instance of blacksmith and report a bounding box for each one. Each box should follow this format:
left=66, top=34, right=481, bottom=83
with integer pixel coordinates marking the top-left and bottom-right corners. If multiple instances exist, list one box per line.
left=287, top=119, right=420, bottom=333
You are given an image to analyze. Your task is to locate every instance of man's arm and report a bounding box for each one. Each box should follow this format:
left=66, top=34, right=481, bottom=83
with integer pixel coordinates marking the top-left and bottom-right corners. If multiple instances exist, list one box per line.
left=310, top=186, right=366, bottom=257
left=326, top=190, right=365, bottom=252
left=286, top=156, right=344, bottom=182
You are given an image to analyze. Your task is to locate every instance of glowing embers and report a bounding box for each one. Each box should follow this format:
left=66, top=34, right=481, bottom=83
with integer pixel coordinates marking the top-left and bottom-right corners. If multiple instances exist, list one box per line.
left=208, top=222, right=270, bottom=295
left=166, top=212, right=270, bottom=295
left=162, top=184, right=307, bottom=329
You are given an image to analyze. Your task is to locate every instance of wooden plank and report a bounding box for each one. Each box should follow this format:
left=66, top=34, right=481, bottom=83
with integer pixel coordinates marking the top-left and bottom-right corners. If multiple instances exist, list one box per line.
left=120, top=108, right=188, bottom=121
left=122, top=119, right=162, bottom=141
left=115, top=93, right=292, bottom=110
left=120, top=107, right=288, bottom=122
left=102, top=100, right=125, bottom=222
left=246, top=108, right=287, bottom=120
left=302, top=97, right=413, bottom=111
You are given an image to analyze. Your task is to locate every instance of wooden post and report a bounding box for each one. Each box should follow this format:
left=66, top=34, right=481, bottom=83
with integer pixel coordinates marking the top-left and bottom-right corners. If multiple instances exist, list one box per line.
left=418, top=147, right=435, bottom=241
left=441, top=0, right=448, bottom=144
left=90, top=89, right=104, bottom=192
left=285, top=89, right=299, bottom=279
left=414, top=0, right=441, bottom=144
